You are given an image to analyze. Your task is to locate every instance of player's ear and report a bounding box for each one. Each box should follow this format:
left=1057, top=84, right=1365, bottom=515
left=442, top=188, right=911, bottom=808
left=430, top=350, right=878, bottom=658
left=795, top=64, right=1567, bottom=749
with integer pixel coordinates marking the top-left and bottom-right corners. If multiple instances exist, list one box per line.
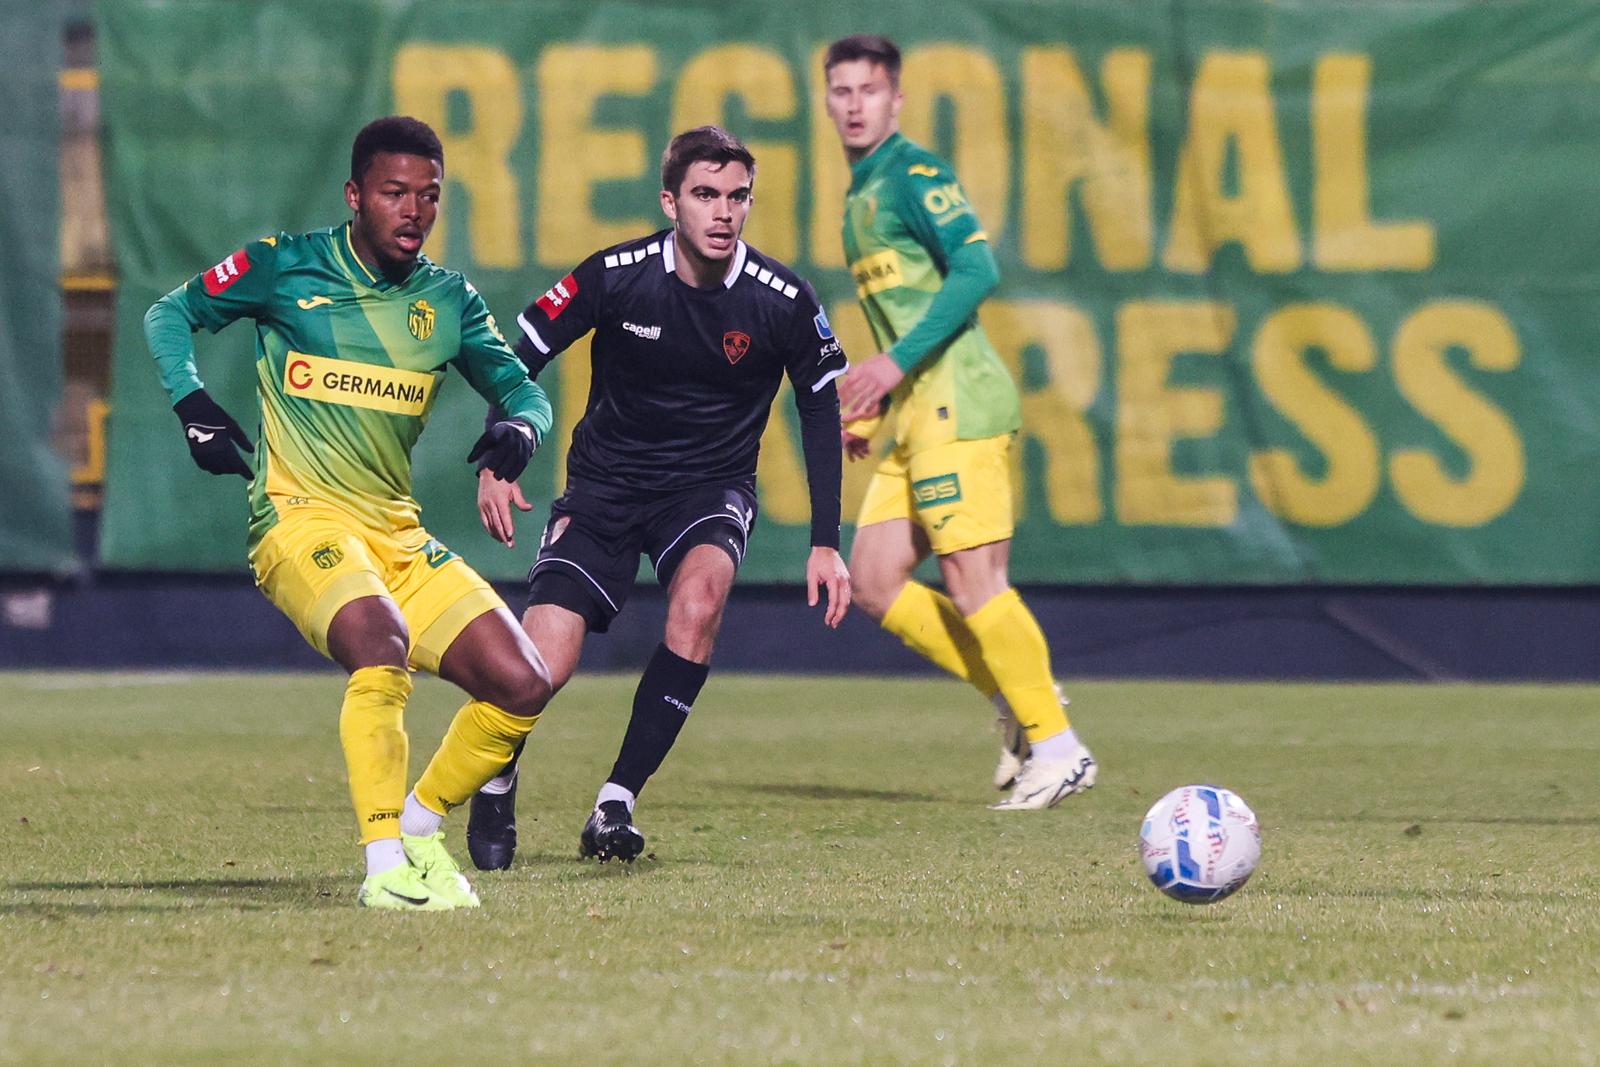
left=659, top=188, right=678, bottom=223
left=344, top=179, right=361, bottom=215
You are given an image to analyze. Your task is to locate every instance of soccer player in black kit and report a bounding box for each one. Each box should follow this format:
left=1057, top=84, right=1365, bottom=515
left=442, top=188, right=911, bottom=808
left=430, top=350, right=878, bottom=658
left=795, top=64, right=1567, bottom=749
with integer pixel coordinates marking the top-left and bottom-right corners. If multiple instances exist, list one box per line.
left=466, top=126, right=852, bottom=866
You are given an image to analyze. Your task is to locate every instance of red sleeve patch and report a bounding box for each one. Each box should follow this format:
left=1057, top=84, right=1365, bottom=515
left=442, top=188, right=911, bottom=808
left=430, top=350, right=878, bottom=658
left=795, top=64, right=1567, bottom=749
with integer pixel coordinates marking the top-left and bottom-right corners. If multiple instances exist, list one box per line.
left=201, top=248, right=252, bottom=296
left=534, top=273, right=579, bottom=320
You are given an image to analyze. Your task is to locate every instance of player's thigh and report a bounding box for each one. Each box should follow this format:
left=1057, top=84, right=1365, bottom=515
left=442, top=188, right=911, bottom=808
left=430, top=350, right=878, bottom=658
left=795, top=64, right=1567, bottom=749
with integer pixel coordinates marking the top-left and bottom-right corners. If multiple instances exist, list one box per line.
left=384, top=528, right=507, bottom=676
left=248, top=510, right=394, bottom=661
left=908, top=434, right=1016, bottom=558
left=663, top=544, right=737, bottom=660
left=522, top=602, right=589, bottom=693
left=936, top=539, right=1012, bottom=616
left=526, top=496, right=641, bottom=636
left=436, top=605, right=551, bottom=717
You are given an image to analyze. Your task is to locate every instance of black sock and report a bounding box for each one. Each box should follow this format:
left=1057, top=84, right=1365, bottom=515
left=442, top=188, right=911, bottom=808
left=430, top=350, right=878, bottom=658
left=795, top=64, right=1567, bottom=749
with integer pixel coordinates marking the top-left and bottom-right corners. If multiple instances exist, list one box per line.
left=606, top=643, right=710, bottom=797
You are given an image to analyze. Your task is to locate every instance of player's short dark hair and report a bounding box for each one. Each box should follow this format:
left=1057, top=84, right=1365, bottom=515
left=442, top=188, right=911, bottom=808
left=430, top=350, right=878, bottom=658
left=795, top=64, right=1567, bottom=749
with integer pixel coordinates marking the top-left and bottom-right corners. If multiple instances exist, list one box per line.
left=350, top=116, right=444, bottom=183
left=824, top=34, right=902, bottom=89
left=660, top=125, right=756, bottom=196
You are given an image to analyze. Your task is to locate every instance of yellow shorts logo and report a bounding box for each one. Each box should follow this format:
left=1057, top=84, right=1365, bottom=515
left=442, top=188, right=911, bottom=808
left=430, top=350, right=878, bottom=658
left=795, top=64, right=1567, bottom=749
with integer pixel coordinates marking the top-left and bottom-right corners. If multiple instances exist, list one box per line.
left=851, top=249, right=903, bottom=297
left=283, top=351, right=436, bottom=416
left=408, top=299, right=435, bottom=341
left=310, top=541, right=344, bottom=570
left=912, top=473, right=963, bottom=509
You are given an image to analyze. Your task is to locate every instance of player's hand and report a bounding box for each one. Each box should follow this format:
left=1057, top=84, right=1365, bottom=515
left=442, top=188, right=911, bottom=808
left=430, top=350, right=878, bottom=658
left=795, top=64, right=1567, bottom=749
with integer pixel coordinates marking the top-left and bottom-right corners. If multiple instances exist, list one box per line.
left=805, top=546, right=851, bottom=629
left=478, top=467, right=533, bottom=547
left=173, top=388, right=253, bottom=479
left=842, top=429, right=872, bottom=462
left=838, top=353, right=904, bottom=423
left=468, top=418, right=538, bottom=482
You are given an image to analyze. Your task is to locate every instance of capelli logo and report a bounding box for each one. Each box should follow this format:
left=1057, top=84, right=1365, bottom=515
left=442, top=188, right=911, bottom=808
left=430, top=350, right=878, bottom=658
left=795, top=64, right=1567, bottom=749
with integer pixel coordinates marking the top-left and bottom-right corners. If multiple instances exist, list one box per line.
left=623, top=321, right=661, bottom=341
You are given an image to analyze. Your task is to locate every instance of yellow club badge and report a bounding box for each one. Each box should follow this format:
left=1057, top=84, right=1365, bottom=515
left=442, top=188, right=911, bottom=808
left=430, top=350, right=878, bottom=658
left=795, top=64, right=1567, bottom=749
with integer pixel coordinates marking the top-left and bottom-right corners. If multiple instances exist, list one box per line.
left=407, top=298, right=436, bottom=341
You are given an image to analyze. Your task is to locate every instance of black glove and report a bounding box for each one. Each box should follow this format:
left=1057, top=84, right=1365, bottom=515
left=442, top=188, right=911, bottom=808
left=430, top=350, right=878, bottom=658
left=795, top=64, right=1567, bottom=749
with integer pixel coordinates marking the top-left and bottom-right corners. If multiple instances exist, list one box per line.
left=174, top=389, right=254, bottom=478
left=467, top=418, right=537, bottom=482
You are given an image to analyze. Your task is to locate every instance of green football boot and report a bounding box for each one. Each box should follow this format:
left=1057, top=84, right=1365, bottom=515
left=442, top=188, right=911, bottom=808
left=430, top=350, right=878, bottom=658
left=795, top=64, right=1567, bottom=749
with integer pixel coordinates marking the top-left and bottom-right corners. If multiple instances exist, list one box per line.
left=402, top=831, right=481, bottom=908
left=357, top=862, right=456, bottom=911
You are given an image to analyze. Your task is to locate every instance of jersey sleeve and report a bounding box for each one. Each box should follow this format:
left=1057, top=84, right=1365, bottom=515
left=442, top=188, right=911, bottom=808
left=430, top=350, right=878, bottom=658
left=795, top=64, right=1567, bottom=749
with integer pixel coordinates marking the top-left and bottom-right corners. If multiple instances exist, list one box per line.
left=894, top=159, right=988, bottom=267
left=511, top=251, right=606, bottom=379
left=451, top=283, right=554, bottom=443
left=168, top=235, right=284, bottom=333
left=783, top=281, right=849, bottom=398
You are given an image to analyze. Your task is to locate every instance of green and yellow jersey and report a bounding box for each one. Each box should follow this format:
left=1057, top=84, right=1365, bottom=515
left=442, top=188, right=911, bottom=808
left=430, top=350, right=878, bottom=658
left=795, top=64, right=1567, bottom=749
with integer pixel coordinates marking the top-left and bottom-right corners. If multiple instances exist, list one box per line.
left=843, top=132, right=1020, bottom=453
left=146, top=223, right=551, bottom=547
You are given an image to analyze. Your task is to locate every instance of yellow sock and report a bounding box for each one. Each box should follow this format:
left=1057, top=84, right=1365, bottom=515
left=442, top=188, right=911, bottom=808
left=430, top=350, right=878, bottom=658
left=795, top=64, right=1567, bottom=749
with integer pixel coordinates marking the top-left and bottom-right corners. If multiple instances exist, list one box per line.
left=965, top=589, right=1068, bottom=743
left=412, top=700, right=539, bottom=816
left=881, top=581, right=999, bottom=698
left=340, top=666, right=412, bottom=845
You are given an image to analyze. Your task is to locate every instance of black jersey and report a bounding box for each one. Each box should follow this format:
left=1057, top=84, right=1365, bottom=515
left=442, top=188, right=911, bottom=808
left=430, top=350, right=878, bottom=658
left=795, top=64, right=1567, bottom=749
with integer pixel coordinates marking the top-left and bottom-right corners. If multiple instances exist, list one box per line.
left=512, top=229, right=848, bottom=546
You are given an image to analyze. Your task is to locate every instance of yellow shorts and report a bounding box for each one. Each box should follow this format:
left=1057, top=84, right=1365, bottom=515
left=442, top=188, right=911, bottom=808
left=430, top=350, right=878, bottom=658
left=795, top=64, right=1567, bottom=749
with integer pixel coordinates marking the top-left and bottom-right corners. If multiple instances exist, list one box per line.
left=248, top=507, right=504, bottom=674
left=854, top=433, right=1015, bottom=555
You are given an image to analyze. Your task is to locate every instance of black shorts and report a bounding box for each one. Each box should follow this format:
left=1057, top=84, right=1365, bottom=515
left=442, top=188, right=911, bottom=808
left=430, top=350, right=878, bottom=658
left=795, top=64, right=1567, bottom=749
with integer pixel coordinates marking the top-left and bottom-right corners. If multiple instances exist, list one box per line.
left=526, top=478, right=757, bottom=633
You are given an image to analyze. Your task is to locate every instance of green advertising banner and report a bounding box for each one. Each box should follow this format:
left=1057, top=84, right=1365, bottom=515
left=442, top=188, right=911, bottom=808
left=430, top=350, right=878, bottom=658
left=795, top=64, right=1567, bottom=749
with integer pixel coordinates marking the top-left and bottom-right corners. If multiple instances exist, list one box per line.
left=0, top=5, right=75, bottom=577
left=99, top=0, right=1600, bottom=583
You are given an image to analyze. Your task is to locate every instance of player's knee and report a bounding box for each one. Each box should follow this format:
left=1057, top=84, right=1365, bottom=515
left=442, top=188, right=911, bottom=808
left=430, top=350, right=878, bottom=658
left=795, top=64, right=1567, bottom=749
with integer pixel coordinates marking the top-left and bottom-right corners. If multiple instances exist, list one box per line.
left=850, top=566, right=899, bottom=620
left=479, top=650, right=552, bottom=719
left=668, top=591, right=724, bottom=645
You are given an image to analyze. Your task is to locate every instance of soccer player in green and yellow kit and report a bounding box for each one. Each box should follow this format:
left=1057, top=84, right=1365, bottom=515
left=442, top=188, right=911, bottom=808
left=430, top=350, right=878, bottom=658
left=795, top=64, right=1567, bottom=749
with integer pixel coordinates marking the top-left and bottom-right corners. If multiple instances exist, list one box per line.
left=824, top=36, right=1097, bottom=810
left=143, top=117, right=557, bottom=908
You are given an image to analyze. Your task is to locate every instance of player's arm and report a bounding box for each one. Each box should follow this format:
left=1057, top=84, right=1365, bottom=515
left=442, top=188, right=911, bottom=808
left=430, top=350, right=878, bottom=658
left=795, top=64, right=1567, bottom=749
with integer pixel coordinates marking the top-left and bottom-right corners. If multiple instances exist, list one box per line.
left=143, top=238, right=281, bottom=477
left=786, top=285, right=852, bottom=627
left=838, top=164, right=999, bottom=421
left=453, top=284, right=553, bottom=486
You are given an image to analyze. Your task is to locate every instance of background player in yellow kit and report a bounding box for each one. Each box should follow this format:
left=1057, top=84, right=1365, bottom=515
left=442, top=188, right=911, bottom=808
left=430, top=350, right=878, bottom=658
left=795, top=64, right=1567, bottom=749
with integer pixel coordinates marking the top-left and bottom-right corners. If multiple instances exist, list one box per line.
left=143, top=117, right=556, bottom=908
left=824, top=36, right=1098, bottom=809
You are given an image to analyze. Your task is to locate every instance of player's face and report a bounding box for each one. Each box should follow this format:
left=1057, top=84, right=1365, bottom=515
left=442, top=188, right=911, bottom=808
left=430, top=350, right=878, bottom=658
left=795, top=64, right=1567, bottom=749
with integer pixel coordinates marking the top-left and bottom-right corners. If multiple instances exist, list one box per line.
left=825, top=59, right=902, bottom=157
left=344, top=151, right=442, bottom=273
left=661, top=160, right=753, bottom=265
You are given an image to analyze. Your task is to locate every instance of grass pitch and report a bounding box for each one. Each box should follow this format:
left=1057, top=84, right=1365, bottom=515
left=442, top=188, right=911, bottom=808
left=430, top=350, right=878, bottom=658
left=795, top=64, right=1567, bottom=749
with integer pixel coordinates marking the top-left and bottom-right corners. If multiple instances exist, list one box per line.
left=2, top=671, right=1598, bottom=1066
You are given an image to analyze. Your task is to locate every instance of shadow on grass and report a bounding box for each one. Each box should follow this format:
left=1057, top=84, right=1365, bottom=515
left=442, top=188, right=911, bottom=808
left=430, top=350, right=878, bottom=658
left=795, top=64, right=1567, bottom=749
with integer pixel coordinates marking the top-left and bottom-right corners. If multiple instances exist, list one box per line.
left=3, top=876, right=343, bottom=911
left=1319, top=813, right=1600, bottom=827
left=723, top=782, right=949, bottom=804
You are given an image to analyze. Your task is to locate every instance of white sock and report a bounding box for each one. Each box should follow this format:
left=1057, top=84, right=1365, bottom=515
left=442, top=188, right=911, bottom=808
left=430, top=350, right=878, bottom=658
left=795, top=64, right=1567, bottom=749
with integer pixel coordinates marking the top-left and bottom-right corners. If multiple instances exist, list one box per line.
left=596, top=782, right=636, bottom=812
left=365, top=838, right=407, bottom=876
left=399, top=791, right=444, bottom=837
left=1029, top=727, right=1081, bottom=762
left=481, top=766, right=518, bottom=796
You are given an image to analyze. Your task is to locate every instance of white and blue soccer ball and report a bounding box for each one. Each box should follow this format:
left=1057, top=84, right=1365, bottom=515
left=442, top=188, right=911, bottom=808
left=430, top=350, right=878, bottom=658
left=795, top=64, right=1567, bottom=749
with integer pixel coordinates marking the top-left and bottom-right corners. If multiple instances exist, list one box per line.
left=1139, top=785, right=1261, bottom=904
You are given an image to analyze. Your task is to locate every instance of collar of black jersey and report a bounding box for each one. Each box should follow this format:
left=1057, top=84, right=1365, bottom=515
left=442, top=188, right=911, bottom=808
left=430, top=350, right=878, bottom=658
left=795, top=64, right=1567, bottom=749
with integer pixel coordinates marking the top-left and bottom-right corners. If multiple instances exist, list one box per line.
left=662, top=230, right=749, bottom=291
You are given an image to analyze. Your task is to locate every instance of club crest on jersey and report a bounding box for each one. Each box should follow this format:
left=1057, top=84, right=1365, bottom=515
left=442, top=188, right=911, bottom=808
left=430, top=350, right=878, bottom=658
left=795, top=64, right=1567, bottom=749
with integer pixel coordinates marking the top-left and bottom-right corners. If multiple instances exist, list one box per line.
left=202, top=248, right=251, bottom=295
left=723, top=331, right=751, bottom=365
left=407, top=299, right=436, bottom=341
left=536, top=273, right=578, bottom=320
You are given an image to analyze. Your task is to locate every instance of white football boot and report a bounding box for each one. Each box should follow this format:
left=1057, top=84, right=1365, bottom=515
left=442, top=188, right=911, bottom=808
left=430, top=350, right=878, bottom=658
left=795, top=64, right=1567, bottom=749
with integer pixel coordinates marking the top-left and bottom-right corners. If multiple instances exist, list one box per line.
left=993, top=697, right=1030, bottom=791
left=990, top=743, right=1097, bottom=810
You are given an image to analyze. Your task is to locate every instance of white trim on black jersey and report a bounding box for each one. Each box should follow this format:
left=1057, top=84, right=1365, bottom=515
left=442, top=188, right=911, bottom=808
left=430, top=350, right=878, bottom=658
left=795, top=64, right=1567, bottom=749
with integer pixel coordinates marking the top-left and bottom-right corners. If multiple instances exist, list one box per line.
left=516, top=311, right=550, bottom=354
left=811, top=364, right=847, bottom=393
left=661, top=232, right=748, bottom=289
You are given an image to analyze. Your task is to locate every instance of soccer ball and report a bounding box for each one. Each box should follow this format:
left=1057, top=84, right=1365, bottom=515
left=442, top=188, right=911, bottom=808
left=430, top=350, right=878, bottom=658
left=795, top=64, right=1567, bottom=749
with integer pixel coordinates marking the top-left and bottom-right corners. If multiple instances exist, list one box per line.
left=1139, top=785, right=1261, bottom=904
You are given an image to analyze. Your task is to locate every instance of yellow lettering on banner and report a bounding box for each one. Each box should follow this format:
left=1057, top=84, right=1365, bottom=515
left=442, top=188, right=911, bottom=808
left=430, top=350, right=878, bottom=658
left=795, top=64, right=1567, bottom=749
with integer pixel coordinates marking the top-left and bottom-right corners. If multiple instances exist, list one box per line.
left=1313, top=54, right=1435, bottom=271
left=900, top=46, right=1009, bottom=244
left=672, top=45, right=798, bottom=261
left=1391, top=302, right=1524, bottom=526
left=1115, top=302, right=1238, bottom=525
left=1021, top=47, right=1153, bottom=271
left=809, top=44, right=848, bottom=269
left=1248, top=304, right=1380, bottom=525
left=536, top=46, right=657, bottom=266
left=552, top=336, right=593, bottom=495
left=392, top=45, right=523, bottom=269
left=1165, top=52, right=1300, bottom=274
left=830, top=300, right=883, bottom=514
left=982, top=300, right=1103, bottom=523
